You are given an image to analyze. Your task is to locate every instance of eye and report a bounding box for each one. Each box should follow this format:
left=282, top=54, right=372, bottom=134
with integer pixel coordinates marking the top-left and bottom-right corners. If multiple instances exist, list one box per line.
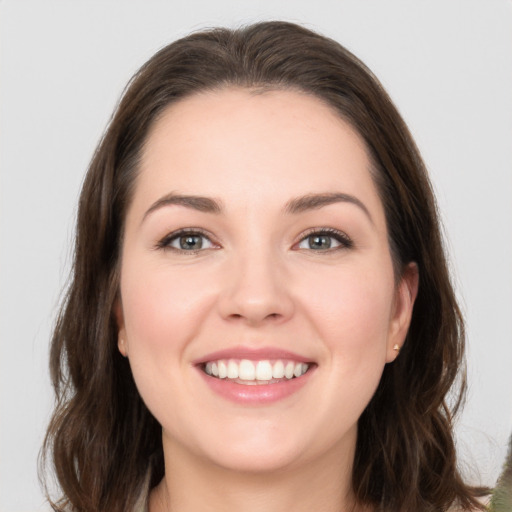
left=296, top=229, right=353, bottom=251
left=157, top=229, right=217, bottom=253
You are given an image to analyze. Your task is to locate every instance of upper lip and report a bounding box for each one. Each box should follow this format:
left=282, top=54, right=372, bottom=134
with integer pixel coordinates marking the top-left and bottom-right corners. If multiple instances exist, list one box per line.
left=192, top=346, right=314, bottom=365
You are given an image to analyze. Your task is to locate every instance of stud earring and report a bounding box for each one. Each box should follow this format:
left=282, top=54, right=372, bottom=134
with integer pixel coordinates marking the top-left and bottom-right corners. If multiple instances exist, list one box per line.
left=393, top=344, right=401, bottom=354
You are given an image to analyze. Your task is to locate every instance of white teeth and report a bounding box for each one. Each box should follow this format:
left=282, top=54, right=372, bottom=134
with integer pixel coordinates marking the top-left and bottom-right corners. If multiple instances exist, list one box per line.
left=272, top=360, right=285, bottom=379
left=203, top=358, right=310, bottom=382
left=256, top=360, right=273, bottom=380
left=239, top=359, right=256, bottom=380
left=218, top=360, right=227, bottom=379
left=293, top=363, right=302, bottom=378
left=285, top=362, right=295, bottom=379
left=227, top=360, right=239, bottom=379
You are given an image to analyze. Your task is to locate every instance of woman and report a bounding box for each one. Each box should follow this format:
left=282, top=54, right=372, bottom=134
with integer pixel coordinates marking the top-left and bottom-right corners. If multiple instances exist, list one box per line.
left=42, top=21, right=488, bottom=511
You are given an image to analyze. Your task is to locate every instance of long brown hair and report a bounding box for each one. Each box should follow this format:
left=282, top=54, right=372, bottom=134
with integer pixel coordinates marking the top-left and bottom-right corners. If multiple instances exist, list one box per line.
left=41, top=21, right=487, bottom=511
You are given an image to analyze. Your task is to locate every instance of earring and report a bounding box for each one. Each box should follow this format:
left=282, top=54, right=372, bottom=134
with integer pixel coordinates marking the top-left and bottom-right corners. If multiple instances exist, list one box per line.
left=393, top=344, right=401, bottom=354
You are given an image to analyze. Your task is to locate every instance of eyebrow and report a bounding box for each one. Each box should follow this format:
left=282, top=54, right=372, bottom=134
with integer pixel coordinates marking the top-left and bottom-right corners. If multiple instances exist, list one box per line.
left=142, top=191, right=372, bottom=223
left=143, top=193, right=223, bottom=222
left=284, top=192, right=373, bottom=223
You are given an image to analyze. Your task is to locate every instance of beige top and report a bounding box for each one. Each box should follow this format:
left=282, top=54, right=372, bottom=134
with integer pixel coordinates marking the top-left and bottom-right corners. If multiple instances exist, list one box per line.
left=133, top=471, right=151, bottom=512
left=130, top=474, right=493, bottom=512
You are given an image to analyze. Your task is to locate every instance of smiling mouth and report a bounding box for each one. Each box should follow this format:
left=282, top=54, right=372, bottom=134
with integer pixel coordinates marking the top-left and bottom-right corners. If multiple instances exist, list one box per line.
left=201, top=359, right=311, bottom=385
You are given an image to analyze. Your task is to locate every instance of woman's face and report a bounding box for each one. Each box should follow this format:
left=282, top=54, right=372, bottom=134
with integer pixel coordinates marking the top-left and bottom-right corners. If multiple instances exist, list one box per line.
left=116, top=88, right=416, bottom=474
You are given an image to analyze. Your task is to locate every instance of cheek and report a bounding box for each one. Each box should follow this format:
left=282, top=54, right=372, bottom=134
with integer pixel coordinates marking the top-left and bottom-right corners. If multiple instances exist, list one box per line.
left=118, top=260, right=215, bottom=424
left=296, top=257, right=396, bottom=416
left=120, top=259, right=215, bottom=358
left=301, top=264, right=395, bottom=351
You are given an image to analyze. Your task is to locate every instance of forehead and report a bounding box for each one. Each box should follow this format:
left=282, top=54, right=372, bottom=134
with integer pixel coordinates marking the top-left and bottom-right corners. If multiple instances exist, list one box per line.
left=135, top=88, right=383, bottom=221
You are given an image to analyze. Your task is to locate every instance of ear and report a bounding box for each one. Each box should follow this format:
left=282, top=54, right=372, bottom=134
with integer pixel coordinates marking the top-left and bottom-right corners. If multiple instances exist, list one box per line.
left=114, top=298, right=128, bottom=357
left=386, top=262, right=419, bottom=363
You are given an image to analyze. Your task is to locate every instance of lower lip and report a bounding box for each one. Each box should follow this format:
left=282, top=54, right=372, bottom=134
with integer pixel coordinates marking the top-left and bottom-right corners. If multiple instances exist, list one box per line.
left=197, top=367, right=314, bottom=404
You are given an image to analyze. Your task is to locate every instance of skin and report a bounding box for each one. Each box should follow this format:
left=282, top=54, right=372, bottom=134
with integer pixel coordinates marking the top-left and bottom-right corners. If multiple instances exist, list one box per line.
left=116, top=88, right=418, bottom=512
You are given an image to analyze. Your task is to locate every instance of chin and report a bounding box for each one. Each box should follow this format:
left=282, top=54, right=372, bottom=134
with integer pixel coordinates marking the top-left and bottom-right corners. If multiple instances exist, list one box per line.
left=205, top=442, right=308, bottom=475
left=185, top=418, right=347, bottom=476
left=164, top=419, right=313, bottom=475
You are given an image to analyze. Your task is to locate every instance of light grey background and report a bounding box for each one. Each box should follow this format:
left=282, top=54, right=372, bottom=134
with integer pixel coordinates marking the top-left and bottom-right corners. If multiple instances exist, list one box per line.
left=1, top=1, right=511, bottom=510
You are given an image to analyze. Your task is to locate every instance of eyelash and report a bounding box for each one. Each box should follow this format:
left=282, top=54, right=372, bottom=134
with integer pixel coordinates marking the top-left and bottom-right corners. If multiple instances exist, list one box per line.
left=155, top=227, right=353, bottom=253
left=155, top=228, right=218, bottom=254
left=294, top=227, right=353, bottom=252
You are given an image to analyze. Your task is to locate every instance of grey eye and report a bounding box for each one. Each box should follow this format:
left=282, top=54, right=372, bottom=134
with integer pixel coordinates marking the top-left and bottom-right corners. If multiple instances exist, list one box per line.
left=298, top=234, right=341, bottom=250
left=167, top=233, right=214, bottom=251
left=311, top=235, right=332, bottom=249
left=180, top=235, right=203, bottom=250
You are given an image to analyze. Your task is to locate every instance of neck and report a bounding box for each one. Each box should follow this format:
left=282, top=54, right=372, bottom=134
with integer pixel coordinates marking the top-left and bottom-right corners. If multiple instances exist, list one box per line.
left=149, top=434, right=366, bottom=512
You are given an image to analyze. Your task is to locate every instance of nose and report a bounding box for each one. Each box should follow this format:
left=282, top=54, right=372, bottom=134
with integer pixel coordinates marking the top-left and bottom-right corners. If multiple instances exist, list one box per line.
left=217, top=249, right=295, bottom=326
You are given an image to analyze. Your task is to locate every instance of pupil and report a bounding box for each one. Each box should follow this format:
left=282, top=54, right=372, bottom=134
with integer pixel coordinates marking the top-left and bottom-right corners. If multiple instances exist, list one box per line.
left=180, top=235, right=202, bottom=250
left=309, top=235, right=331, bottom=249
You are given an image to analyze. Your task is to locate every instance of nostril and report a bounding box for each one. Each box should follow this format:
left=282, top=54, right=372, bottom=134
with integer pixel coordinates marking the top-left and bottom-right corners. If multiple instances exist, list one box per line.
left=228, top=312, right=280, bottom=321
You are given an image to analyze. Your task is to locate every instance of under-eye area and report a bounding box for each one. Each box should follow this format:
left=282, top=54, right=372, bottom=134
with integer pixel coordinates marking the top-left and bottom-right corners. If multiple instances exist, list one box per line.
left=201, top=359, right=314, bottom=385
